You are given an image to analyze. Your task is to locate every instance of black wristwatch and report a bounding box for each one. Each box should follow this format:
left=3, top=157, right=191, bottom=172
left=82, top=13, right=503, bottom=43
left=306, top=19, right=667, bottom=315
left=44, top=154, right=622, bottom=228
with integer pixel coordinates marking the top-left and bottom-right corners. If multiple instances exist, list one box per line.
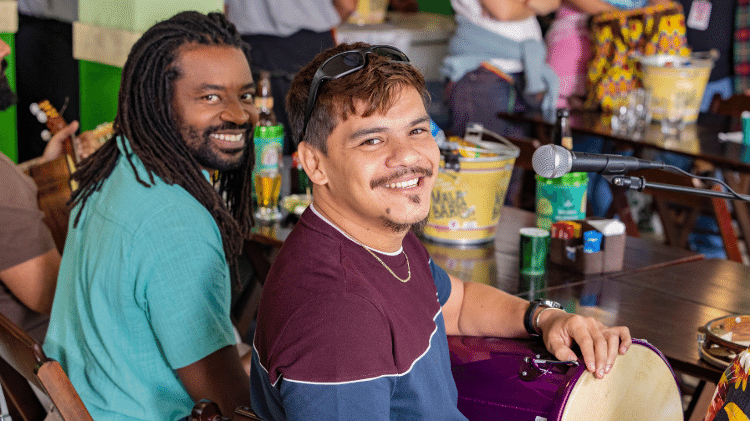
left=523, top=299, right=562, bottom=337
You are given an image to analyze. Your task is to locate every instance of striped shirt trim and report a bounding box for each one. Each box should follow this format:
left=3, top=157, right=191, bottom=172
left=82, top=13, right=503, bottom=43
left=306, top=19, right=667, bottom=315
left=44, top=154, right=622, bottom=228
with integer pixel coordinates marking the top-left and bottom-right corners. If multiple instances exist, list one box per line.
left=256, top=308, right=444, bottom=387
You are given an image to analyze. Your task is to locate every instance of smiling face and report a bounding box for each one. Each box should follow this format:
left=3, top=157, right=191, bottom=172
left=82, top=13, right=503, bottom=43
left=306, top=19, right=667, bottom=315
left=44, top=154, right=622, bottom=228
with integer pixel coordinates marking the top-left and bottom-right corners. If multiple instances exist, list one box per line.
left=171, top=44, right=256, bottom=172
left=301, top=86, right=439, bottom=245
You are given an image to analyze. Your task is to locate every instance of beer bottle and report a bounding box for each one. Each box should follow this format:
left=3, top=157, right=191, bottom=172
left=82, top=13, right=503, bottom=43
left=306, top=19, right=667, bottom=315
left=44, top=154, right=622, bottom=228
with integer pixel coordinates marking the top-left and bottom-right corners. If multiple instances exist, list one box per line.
left=253, top=124, right=284, bottom=222
left=554, top=108, right=573, bottom=150
left=291, top=150, right=311, bottom=195
left=255, top=71, right=277, bottom=126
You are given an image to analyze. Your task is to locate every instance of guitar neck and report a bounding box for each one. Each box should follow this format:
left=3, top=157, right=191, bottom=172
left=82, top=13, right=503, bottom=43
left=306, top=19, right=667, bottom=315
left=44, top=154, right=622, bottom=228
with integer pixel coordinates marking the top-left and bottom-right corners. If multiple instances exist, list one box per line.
left=37, top=100, right=79, bottom=167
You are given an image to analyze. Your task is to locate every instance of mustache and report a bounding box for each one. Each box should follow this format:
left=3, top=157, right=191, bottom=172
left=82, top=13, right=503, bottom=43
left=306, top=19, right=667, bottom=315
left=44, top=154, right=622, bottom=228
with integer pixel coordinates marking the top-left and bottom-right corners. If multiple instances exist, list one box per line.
left=0, top=60, right=17, bottom=112
left=370, top=167, right=433, bottom=189
left=203, top=121, right=253, bottom=135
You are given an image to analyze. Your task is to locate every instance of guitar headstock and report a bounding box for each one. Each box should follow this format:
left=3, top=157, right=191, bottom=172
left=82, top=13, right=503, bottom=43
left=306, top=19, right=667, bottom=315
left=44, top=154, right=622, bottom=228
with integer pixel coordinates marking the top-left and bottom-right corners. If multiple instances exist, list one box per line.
left=30, top=100, right=67, bottom=140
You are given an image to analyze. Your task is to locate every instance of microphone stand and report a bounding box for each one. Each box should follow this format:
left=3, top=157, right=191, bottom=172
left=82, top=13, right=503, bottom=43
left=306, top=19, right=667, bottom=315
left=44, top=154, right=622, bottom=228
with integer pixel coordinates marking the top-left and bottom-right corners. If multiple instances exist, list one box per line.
left=603, top=174, right=750, bottom=203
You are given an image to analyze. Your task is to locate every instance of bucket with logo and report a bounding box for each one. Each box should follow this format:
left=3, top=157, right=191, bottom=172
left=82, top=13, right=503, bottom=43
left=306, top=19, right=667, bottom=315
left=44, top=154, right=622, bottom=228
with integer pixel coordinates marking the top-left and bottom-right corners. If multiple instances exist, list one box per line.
left=423, top=124, right=519, bottom=244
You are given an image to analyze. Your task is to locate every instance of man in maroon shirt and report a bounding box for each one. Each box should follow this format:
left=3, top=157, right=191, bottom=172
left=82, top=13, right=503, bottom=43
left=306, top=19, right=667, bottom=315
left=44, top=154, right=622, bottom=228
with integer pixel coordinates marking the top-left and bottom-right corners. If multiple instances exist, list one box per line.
left=251, top=42, right=632, bottom=420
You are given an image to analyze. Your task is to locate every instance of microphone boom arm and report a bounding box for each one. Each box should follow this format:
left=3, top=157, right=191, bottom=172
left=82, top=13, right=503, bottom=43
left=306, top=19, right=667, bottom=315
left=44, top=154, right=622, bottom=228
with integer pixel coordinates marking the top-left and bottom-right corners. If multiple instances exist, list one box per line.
left=604, top=175, right=750, bottom=203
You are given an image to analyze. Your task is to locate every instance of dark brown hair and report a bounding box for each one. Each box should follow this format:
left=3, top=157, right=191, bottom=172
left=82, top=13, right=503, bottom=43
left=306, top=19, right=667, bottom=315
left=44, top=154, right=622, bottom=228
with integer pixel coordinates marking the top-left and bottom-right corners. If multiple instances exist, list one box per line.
left=286, top=42, right=428, bottom=154
left=68, top=11, right=253, bottom=284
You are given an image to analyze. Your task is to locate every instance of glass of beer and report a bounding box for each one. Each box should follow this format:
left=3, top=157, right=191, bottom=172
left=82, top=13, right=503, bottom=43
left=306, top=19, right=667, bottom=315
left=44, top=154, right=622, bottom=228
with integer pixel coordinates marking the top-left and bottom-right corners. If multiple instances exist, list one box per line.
left=254, top=125, right=284, bottom=222
left=255, top=169, right=282, bottom=221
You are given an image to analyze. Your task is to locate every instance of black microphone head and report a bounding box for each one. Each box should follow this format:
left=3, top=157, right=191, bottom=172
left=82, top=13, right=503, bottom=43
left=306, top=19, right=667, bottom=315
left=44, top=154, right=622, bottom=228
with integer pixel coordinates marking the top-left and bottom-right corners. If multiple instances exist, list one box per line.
left=532, top=145, right=572, bottom=179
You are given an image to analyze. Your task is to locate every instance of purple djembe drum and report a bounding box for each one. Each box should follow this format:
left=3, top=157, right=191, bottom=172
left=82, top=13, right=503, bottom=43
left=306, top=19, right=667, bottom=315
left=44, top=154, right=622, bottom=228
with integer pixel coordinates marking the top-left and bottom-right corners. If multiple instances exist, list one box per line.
left=448, top=336, right=683, bottom=420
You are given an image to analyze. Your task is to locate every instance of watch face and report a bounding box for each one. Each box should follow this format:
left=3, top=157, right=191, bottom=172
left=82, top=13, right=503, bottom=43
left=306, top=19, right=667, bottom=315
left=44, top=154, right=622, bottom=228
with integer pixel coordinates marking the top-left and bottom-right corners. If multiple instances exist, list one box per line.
left=540, top=299, right=561, bottom=309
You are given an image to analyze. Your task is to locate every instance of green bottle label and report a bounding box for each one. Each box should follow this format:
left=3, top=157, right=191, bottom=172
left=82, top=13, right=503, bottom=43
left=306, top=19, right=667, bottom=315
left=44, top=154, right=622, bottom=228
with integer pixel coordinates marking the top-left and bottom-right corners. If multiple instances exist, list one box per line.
left=254, top=125, right=284, bottom=173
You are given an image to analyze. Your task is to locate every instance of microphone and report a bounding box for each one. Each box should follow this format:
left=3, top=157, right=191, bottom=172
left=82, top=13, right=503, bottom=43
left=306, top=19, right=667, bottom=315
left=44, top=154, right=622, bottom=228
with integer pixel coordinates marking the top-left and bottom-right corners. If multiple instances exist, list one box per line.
left=532, top=144, right=666, bottom=179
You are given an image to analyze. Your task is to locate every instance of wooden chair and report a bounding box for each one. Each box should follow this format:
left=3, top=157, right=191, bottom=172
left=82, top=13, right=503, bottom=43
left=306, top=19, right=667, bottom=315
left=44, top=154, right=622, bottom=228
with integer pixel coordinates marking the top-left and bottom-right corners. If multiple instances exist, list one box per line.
left=709, top=93, right=750, bottom=118
left=707, top=93, right=750, bottom=260
left=192, top=400, right=262, bottom=421
left=628, top=168, right=742, bottom=262
left=0, top=311, right=93, bottom=421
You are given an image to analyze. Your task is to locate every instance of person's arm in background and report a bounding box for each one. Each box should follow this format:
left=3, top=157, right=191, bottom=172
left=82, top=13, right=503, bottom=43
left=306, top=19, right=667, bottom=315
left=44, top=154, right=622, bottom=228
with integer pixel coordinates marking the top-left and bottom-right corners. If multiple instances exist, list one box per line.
left=16, top=121, right=79, bottom=172
left=0, top=122, right=86, bottom=314
left=177, top=346, right=252, bottom=417
left=333, top=0, right=358, bottom=21
left=0, top=41, right=9, bottom=59
left=17, top=121, right=109, bottom=172
left=0, top=250, right=60, bottom=314
left=481, top=0, right=561, bottom=21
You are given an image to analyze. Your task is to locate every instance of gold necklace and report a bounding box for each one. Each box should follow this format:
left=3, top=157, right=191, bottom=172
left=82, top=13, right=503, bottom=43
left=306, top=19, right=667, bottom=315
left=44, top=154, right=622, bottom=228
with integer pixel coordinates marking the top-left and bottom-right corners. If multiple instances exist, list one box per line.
left=363, top=246, right=411, bottom=283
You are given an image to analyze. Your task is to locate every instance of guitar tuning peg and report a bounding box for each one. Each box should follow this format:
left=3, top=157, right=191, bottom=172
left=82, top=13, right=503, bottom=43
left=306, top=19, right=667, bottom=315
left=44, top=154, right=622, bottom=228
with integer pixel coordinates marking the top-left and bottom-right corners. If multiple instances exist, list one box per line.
left=36, top=112, right=47, bottom=124
left=29, top=102, right=40, bottom=115
left=40, top=130, right=51, bottom=142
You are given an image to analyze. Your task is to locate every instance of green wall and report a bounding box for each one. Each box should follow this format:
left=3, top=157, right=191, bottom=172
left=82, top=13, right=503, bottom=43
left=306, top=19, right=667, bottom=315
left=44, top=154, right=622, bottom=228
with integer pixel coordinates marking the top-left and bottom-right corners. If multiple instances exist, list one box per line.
left=0, top=32, right=16, bottom=162
left=79, top=60, right=121, bottom=131
left=76, top=0, right=223, bottom=130
left=79, top=0, right=222, bottom=31
left=417, top=0, right=453, bottom=15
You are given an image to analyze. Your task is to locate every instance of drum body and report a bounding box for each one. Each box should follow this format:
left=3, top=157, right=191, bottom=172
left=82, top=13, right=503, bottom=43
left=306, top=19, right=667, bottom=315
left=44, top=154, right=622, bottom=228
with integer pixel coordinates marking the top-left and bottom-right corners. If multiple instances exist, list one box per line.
left=448, top=336, right=683, bottom=421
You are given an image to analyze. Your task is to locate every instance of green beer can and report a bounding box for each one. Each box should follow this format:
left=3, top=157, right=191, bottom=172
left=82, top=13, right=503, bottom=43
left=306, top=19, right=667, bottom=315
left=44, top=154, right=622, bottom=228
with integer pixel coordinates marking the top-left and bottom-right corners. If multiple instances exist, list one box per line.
left=519, top=227, right=550, bottom=275
left=535, top=172, right=588, bottom=230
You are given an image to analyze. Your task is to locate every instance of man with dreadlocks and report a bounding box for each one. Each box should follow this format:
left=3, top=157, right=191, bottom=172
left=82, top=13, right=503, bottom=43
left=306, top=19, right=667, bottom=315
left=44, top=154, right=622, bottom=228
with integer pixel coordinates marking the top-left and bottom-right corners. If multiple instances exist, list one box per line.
left=43, top=12, right=255, bottom=420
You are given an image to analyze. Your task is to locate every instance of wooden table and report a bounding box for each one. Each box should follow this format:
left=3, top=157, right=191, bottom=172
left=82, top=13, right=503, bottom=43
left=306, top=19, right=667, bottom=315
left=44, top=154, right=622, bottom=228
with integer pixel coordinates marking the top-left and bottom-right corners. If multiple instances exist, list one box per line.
left=508, top=258, right=750, bottom=386
left=424, top=206, right=705, bottom=297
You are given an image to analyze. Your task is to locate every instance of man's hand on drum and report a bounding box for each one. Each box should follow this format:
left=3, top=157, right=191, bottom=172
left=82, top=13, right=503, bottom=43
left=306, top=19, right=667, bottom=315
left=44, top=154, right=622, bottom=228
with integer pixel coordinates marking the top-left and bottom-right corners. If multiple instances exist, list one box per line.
left=537, top=310, right=631, bottom=379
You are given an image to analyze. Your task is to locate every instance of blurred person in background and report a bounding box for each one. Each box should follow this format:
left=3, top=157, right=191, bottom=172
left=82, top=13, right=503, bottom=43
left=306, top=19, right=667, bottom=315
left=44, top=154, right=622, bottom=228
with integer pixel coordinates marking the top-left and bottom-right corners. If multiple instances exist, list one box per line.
left=0, top=39, right=94, bottom=343
left=224, top=0, right=357, bottom=154
left=15, top=0, right=80, bottom=162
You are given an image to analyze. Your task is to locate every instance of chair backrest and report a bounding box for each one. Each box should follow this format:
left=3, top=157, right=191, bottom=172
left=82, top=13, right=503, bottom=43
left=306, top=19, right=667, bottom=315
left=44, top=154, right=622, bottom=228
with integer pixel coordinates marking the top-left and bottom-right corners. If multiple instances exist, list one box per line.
left=192, top=400, right=262, bottom=421
left=629, top=168, right=742, bottom=262
left=0, top=312, right=93, bottom=421
left=709, top=93, right=750, bottom=117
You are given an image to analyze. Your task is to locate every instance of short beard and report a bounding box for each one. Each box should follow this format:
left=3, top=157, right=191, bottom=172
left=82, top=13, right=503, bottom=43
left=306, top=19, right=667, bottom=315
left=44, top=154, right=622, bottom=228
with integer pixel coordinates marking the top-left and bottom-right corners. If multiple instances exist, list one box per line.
left=379, top=215, right=429, bottom=234
left=0, top=60, right=17, bottom=112
left=181, top=122, right=252, bottom=171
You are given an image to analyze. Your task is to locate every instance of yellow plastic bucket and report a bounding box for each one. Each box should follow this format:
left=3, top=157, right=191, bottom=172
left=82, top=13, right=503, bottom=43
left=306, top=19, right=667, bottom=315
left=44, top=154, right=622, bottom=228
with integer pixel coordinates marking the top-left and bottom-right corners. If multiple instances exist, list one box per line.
left=423, top=127, right=519, bottom=244
left=347, top=0, right=388, bottom=25
left=638, top=53, right=714, bottom=123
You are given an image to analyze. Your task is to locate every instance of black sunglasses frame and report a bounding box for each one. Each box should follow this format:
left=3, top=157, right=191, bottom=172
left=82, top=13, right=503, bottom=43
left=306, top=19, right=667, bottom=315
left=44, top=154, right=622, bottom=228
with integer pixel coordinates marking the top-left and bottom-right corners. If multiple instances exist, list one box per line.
left=298, top=45, right=410, bottom=144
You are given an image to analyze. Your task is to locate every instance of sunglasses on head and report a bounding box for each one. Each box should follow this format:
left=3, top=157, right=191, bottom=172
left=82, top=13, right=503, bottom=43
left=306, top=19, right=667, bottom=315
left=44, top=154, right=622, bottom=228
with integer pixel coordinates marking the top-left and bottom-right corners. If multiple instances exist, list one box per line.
left=299, top=45, right=410, bottom=144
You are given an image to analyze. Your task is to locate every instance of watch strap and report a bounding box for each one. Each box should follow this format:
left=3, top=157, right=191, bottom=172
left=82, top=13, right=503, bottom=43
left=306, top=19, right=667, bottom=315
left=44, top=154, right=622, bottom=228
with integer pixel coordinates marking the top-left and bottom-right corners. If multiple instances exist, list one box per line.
left=523, top=299, right=561, bottom=336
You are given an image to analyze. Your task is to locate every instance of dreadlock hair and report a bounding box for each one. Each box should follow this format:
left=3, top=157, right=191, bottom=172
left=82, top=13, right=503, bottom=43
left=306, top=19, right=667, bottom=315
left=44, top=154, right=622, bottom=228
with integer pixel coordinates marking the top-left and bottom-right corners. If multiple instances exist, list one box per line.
left=69, top=11, right=254, bottom=286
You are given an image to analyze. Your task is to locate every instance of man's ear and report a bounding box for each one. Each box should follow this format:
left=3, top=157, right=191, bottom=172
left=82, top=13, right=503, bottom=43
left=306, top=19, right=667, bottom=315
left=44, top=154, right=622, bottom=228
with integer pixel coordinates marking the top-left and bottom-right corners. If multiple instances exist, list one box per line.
left=297, top=141, right=328, bottom=186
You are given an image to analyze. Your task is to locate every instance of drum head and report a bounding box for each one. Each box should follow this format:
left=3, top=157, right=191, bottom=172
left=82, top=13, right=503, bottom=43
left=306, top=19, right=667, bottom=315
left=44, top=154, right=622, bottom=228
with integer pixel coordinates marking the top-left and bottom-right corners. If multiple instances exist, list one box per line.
left=559, top=342, right=682, bottom=421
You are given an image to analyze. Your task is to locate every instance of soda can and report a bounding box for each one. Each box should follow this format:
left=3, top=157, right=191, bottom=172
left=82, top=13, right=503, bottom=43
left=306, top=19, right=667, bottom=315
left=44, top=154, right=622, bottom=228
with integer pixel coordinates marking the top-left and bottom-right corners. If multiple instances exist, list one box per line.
left=519, top=227, right=550, bottom=275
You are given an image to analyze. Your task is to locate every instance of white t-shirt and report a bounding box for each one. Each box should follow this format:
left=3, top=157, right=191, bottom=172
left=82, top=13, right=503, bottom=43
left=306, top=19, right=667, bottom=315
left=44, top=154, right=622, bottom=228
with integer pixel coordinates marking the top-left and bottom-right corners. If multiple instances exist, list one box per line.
left=224, top=0, right=342, bottom=37
left=450, top=0, right=543, bottom=73
left=17, top=0, right=77, bottom=23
